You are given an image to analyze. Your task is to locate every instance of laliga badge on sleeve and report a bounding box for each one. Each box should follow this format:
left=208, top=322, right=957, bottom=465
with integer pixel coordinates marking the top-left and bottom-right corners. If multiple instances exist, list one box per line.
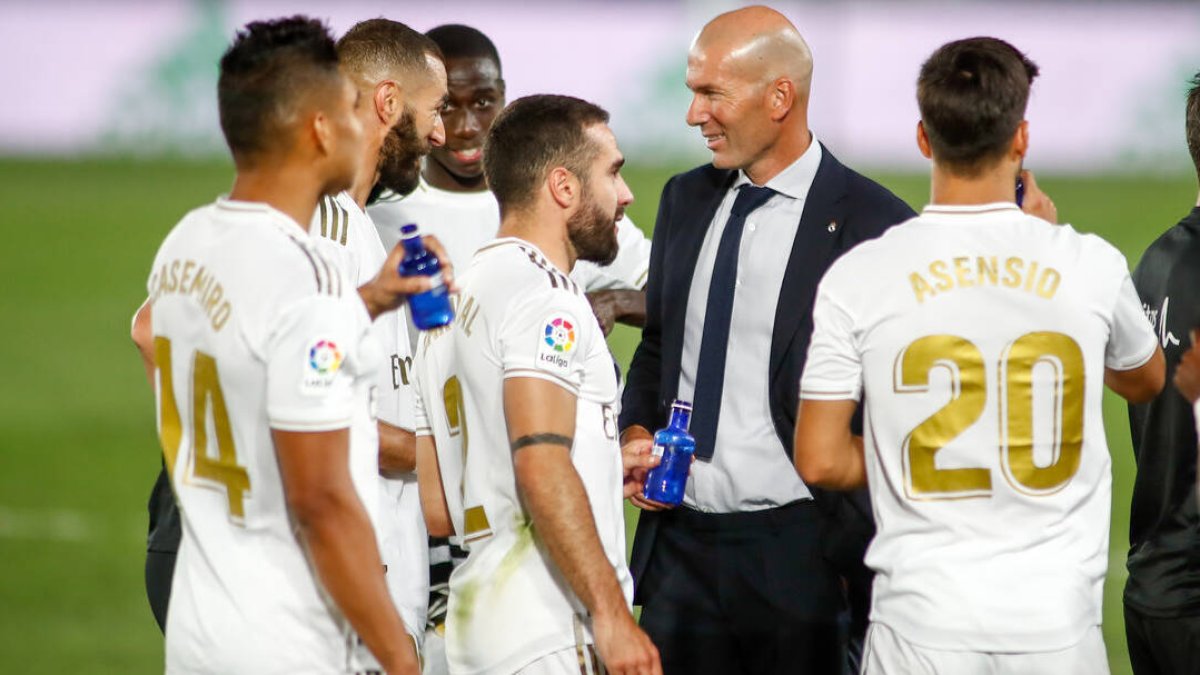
left=537, top=313, right=578, bottom=375
left=302, top=338, right=344, bottom=395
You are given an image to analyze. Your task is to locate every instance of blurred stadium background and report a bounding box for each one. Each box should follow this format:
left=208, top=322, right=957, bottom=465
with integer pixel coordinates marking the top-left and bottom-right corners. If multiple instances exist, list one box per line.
left=2, top=1, right=1198, bottom=673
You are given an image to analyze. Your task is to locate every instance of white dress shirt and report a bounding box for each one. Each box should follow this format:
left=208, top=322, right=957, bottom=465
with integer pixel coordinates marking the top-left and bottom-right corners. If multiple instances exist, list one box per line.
left=677, top=138, right=822, bottom=512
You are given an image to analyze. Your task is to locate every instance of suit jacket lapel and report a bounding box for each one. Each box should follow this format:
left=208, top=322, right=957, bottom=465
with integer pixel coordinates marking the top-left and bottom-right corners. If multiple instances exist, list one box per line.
left=661, top=169, right=737, bottom=401
left=769, top=144, right=849, bottom=380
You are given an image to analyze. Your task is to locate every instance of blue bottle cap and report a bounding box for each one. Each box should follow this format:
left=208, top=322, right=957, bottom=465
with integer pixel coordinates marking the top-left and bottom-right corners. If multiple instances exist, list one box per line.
left=400, top=223, right=419, bottom=238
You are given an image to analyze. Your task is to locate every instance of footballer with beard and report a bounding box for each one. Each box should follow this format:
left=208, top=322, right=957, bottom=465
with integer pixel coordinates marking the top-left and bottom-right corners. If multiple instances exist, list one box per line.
left=412, top=95, right=661, bottom=675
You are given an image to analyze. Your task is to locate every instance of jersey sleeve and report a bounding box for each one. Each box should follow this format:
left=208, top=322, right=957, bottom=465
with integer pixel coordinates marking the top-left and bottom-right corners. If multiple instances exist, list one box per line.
left=265, top=295, right=363, bottom=431
left=570, top=216, right=652, bottom=292
left=1106, top=272, right=1158, bottom=371
left=800, top=278, right=863, bottom=401
left=499, top=289, right=593, bottom=395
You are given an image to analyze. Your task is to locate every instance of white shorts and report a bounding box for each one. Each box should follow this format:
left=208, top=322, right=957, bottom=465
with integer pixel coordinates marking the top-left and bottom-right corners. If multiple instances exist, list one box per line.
left=861, top=622, right=1109, bottom=675
left=422, top=625, right=447, bottom=675
left=512, top=645, right=604, bottom=675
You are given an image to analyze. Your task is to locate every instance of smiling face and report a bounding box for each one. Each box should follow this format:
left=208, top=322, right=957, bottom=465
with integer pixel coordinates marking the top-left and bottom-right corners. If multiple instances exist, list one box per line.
left=427, top=56, right=505, bottom=186
left=684, top=41, right=777, bottom=172
left=376, top=53, right=448, bottom=194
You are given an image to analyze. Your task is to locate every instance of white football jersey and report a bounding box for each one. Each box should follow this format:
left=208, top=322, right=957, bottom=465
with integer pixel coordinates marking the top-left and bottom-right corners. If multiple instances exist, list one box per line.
left=801, top=203, right=1158, bottom=652
left=369, top=178, right=651, bottom=293
left=423, top=238, right=631, bottom=674
left=149, top=198, right=380, bottom=674
left=309, top=191, right=428, bottom=640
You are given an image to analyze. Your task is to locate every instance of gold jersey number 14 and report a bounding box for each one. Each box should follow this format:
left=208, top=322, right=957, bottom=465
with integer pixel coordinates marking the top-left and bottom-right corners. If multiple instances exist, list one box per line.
left=896, top=331, right=1085, bottom=500
left=155, top=336, right=251, bottom=523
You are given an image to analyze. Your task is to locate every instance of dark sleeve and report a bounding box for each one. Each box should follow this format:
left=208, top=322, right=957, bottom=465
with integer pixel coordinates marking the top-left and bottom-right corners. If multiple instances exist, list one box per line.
left=620, top=176, right=676, bottom=432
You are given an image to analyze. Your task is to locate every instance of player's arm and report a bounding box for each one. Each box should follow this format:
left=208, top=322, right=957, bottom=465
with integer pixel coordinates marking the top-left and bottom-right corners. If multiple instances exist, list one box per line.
left=415, top=434, right=453, bottom=537
left=505, top=377, right=660, bottom=675
left=1106, top=347, right=1165, bottom=404
left=131, top=299, right=154, bottom=387
left=1103, top=270, right=1166, bottom=404
left=378, top=421, right=416, bottom=476
left=587, top=290, right=646, bottom=335
left=358, top=235, right=455, bottom=320
left=793, top=398, right=867, bottom=489
left=273, top=428, right=418, bottom=675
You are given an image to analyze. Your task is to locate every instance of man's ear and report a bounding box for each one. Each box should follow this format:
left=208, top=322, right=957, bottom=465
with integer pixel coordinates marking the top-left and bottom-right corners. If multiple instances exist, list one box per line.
left=547, top=166, right=578, bottom=209
left=376, top=80, right=402, bottom=126
left=312, top=110, right=332, bottom=156
left=769, top=77, right=794, bottom=122
left=1012, top=120, right=1029, bottom=160
left=916, top=120, right=933, bottom=160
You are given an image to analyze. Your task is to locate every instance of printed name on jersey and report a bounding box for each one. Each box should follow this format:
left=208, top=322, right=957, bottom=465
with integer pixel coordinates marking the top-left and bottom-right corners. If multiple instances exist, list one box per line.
left=537, top=313, right=578, bottom=374
left=302, top=338, right=344, bottom=395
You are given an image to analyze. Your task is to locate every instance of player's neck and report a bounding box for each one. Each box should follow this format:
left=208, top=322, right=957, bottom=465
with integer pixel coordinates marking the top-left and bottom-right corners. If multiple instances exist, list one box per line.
left=347, top=134, right=386, bottom=209
left=743, top=125, right=812, bottom=186
left=498, top=209, right=574, bottom=273
left=929, top=166, right=1019, bottom=207
left=347, top=169, right=376, bottom=210
left=229, top=165, right=321, bottom=231
left=423, top=159, right=487, bottom=193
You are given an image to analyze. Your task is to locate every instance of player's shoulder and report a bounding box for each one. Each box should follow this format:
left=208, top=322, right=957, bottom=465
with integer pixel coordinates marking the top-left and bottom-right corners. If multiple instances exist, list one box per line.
left=1137, top=209, right=1200, bottom=272
left=1038, top=219, right=1129, bottom=271
left=368, top=180, right=437, bottom=211
left=309, top=192, right=360, bottom=247
left=217, top=199, right=347, bottom=300
left=474, top=237, right=584, bottom=296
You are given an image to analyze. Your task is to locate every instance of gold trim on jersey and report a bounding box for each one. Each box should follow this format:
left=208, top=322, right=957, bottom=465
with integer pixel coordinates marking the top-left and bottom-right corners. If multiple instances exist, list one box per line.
left=463, top=506, right=492, bottom=543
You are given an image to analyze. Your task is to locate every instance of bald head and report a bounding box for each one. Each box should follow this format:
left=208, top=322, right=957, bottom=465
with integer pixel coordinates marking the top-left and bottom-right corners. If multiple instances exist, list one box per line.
left=691, top=6, right=813, bottom=97
left=685, top=6, right=814, bottom=182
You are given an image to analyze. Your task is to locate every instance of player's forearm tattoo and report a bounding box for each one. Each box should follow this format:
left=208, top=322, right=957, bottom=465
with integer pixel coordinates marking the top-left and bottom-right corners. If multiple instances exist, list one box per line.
left=510, top=433, right=574, bottom=453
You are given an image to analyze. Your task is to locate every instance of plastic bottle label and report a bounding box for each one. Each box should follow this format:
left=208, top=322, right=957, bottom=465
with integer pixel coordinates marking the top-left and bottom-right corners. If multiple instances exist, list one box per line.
left=652, top=443, right=666, bottom=458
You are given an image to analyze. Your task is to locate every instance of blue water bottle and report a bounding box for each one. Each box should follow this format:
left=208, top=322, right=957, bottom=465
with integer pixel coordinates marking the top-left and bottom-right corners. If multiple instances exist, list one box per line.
left=398, top=223, right=453, bottom=330
left=641, top=400, right=695, bottom=506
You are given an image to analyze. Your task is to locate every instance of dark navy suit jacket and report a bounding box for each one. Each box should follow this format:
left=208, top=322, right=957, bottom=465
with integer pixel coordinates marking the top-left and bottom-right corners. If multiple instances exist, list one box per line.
left=619, top=144, right=916, bottom=603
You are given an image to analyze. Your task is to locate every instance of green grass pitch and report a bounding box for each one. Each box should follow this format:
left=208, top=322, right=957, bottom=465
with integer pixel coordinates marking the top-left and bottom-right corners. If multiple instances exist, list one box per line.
left=0, top=157, right=1192, bottom=673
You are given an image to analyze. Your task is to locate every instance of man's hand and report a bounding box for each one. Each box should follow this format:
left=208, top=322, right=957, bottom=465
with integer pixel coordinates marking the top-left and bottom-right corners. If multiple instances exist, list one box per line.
left=621, top=426, right=672, bottom=511
left=1020, top=169, right=1057, bottom=224
left=592, top=610, right=662, bottom=675
left=359, top=235, right=456, bottom=320
left=587, top=290, right=647, bottom=336
left=1175, top=330, right=1200, bottom=404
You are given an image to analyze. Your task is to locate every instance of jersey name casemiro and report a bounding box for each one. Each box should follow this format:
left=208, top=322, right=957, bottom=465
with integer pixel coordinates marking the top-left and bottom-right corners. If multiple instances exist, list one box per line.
left=801, top=203, right=1157, bottom=652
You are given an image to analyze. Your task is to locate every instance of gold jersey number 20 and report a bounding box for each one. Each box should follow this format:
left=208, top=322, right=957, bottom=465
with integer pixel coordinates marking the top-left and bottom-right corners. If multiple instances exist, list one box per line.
left=895, top=331, right=1084, bottom=500
left=155, top=336, right=251, bottom=523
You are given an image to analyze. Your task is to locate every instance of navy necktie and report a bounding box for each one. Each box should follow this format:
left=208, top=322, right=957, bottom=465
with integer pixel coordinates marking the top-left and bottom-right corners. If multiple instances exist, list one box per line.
left=691, top=185, right=776, bottom=461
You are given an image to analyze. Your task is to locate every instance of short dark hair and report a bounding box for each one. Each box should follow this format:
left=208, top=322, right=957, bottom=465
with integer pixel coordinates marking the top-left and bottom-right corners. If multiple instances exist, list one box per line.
left=337, top=18, right=443, bottom=83
left=425, top=24, right=502, bottom=75
left=218, top=16, right=340, bottom=161
left=484, top=95, right=609, bottom=213
left=1186, top=73, right=1200, bottom=177
left=917, top=37, right=1039, bottom=176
